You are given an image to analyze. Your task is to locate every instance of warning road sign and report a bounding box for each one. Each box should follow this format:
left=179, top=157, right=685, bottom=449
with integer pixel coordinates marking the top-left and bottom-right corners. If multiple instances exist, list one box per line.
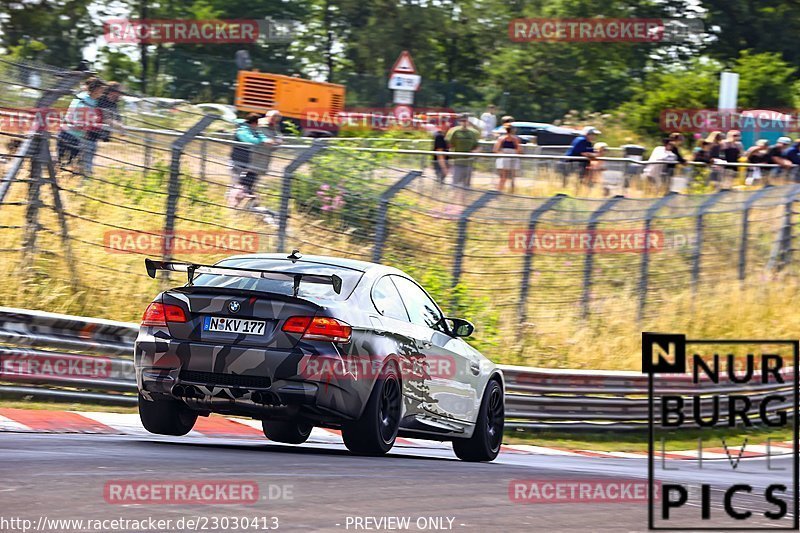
left=391, top=51, right=417, bottom=74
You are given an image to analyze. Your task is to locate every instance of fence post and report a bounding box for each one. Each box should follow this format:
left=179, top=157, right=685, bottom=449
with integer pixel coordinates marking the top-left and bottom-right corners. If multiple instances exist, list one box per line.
left=372, top=170, right=422, bottom=263
left=21, top=135, right=43, bottom=266
left=451, top=190, right=501, bottom=287
left=637, top=192, right=677, bottom=321
left=775, top=184, right=800, bottom=271
left=162, top=115, right=218, bottom=263
left=738, top=185, right=773, bottom=281
left=143, top=130, right=153, bottom=180
left=581, top=195, right=625, bottom=319
left=276, top=141, right=327, bottom=253
left=518, top=194, right=567, bottom=324
left=199, top=137, right=207, bottom=181
left=691, top=189, right=730, bottom=294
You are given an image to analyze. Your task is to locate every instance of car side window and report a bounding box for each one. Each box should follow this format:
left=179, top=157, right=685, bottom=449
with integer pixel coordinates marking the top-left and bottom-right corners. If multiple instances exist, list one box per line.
left=371, top=276, right=409, bottom=321
left=391, top=276, right=443, bottom=329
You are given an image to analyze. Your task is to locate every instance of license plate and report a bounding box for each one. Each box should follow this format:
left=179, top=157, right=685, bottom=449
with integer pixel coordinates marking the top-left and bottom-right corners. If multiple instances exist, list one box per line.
left=203, top=316, right=266, bottom=335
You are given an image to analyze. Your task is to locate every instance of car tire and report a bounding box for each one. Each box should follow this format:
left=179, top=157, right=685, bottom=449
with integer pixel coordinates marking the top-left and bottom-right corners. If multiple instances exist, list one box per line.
left=341, top=363, right=401, bottom=456
left=453, top=379, right=504, bottom=462
left=262, top=420, right=313, bottom=444
left=138, top=393, right=197, bottom=436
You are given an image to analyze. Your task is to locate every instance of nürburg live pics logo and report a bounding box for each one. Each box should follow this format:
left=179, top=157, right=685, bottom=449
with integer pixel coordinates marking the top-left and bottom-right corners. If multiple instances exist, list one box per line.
left=642, top=332, right=799, bottom=530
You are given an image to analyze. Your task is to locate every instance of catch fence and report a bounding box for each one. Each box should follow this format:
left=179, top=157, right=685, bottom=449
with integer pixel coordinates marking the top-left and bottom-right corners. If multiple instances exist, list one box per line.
left=1, top=59, right=799, bottom=361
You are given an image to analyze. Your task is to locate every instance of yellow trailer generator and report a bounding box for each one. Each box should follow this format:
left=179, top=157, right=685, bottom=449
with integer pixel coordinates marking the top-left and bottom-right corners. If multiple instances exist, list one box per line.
left=235, top=70, right=345, bottom=135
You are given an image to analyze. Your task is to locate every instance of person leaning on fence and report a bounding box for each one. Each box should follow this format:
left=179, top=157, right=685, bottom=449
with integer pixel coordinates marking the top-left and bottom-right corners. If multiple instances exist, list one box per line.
left=493, top=123, right=522, bottom=193
left=643, top=137, right=677, bottom=193
left=229, top=113, right=271, bottom=210
left=445, top=113, right=480, bottom=188
left=784, top=138, right=800, bottom=182
left=744, top=139, right=769, bottom=185
left=565, top=127, right=599, bottom=185
left=58, top=77, right=105, bottom=174
left=767, top=136, right=794, bottom=183
left=92, top=82, right=124, bottom=143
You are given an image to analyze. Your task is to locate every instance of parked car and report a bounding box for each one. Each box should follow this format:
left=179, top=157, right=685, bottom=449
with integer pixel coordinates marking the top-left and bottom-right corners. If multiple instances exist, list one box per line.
left=135, top=252, right=505, bottom=461
left=492, top=121, right=580, bottom=145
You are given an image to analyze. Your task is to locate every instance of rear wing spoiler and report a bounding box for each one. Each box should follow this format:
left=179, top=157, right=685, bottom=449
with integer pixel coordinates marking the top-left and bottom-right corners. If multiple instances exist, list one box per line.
left=145, top=258, right=342, bottom=295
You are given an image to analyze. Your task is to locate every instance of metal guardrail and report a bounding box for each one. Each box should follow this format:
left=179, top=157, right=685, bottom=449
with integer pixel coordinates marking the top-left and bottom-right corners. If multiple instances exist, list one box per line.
left=0, top=307, right=794, bottom=431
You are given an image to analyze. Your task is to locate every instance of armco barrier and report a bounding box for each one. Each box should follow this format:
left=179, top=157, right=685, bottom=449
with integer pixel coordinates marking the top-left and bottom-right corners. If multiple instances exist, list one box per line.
left=0, top=307, right=793, bottom=430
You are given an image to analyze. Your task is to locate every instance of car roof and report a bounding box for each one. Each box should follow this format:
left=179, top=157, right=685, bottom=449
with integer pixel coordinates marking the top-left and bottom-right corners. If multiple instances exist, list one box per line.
left=219, top=253, right=394, bottom=274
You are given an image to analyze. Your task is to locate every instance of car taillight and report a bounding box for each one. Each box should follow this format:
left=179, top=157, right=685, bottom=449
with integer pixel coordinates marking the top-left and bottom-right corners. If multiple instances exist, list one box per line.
left=282, top=316, right=352, bottom=343
left=141, top=302, right=188, bottom=326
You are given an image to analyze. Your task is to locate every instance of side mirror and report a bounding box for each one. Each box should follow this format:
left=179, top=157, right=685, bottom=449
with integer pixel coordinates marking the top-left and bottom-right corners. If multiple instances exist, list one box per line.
left=445, top=317, right=474, bottom=338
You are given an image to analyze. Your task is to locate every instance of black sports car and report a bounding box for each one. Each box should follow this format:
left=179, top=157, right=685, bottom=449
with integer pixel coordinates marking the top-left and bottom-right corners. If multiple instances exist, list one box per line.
left=135, top=252, right=504, bottom=461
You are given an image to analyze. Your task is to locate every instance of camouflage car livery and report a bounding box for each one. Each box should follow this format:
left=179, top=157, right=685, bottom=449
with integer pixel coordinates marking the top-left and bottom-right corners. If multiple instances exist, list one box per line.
left=135, top=253, right=503, bottom=441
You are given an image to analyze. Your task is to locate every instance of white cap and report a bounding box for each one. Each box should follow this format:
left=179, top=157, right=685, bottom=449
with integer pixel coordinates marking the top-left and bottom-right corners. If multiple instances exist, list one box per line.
left=583, top=126, right=601, bottom=135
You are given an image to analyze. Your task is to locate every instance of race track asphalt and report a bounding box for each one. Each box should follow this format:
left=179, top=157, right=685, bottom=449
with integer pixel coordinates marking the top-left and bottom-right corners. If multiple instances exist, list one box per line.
left=0, top=433, right=794, bottom=532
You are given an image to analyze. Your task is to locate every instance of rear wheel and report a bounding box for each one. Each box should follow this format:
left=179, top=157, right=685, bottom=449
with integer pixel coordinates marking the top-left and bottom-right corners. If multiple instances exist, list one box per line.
left=453, top=380, right=504, bottom=462
left=262, top=420, right=313, bottom=444
left=138, top=393, right=197, bottom=436
left=342, top=363, right=401, bottom=456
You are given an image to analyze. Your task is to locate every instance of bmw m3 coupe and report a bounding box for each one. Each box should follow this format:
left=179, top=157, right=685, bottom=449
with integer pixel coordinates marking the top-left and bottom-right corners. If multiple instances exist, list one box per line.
left=134, top=252, right=504, bottom=461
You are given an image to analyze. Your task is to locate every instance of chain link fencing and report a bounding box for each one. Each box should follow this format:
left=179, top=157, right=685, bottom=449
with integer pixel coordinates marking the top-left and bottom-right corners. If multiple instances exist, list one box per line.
left=1, top=59, right=799, bottom=367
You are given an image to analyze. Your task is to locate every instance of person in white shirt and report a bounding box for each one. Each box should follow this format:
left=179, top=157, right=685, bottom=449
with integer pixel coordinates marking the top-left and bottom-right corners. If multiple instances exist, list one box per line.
left=480, top=104, right=497, bottom=139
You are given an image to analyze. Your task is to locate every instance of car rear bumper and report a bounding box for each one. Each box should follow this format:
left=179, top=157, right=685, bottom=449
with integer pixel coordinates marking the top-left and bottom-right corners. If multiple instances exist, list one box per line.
left=135, top=329, right=375, bottom=420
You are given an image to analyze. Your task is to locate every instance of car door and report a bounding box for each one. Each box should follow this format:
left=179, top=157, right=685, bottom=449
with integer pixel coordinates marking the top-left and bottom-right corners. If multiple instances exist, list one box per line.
left=390, top=275, right=478, bottom=423
left=368, top=275, right=424, bottom=420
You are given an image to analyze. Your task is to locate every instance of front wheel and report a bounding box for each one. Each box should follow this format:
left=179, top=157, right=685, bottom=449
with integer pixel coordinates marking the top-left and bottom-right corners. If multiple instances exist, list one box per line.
left=342, top=363, right=401, bottom=456
left=138, top=393, right=197, bottom=436
left=453, top=380, right=504, bottom=462
left=262, top=420, right=313, bottom=444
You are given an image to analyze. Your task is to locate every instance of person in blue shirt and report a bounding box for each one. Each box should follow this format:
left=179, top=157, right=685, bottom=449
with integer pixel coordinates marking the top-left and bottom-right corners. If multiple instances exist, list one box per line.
left=783, top=139, right=800, bottom=182
left=58, top=77, right=105, bottom=174
left=565, top=127, right=600, bottom=185
left=229, top=113, right=270, bottom=209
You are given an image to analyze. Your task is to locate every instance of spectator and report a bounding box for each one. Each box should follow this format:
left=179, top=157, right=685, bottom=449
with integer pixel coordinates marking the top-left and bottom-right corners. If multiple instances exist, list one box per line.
left=445, top=113, right=481, bottom=189
left=745, top=139, right=769, bottom=185
left=432, top=122, right=449, bottom=184
left=693, top=141, right=712, bottom=164
left=92, top=82, right=124, bottom=143
left=705, top=131, right=724, bottom=185
left=784, top=138, right=800, bottom=181
left=493, top=123, right=522, bottom=193
left=229, top=113, right=270, bottom=210
left=59, top=77, right=105, bottom=174
left=565, top=126, right=599, bottom=185
left=480, top=104, right=497, bottom=139
left=643, top=137, right=677, bottom=193
left=722, top=130, right=743, bottom=162
left=589, top=141, right=608, bottom=194
left=500, top=115, right=515, bottom=126
left=720, top=130, right=743, bottom=188
left=767, top=136, right=793, bottom=183
left=666, top=132, right=686, bottom=177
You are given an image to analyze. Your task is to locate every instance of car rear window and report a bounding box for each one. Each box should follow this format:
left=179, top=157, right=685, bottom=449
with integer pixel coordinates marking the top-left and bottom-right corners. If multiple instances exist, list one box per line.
left=191, top=258, right=363, bottom=301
